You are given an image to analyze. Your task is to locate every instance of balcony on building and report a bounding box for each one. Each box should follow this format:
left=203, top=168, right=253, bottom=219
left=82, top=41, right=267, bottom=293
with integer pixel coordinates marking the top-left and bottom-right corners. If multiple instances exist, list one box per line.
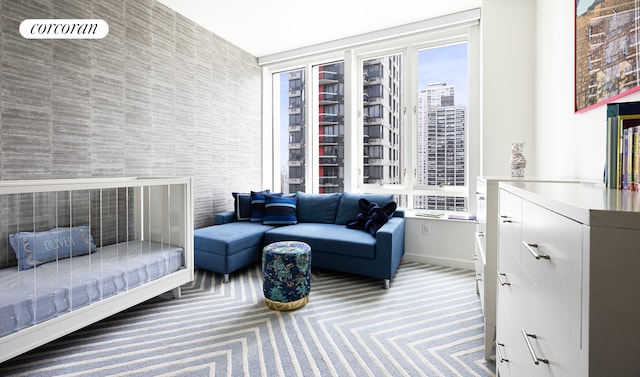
left=318, top=175, right=339, bottom=189
left=318, top=70, right=340, bottom=85
left=319, top=134, right=339, bottom=146
left=364, top=116, right=382, bottom=126
left=318, top=155, right=339, bottom=167
left=319, top=113, right=341, bottom=125
left=319, top=91, right=341, bottom=105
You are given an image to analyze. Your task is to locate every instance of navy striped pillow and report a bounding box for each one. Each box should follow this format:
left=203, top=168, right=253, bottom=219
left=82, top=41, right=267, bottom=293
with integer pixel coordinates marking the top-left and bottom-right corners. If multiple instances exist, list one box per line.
left=263, top=194, right=297, bottom=225
left=250, top=190, right=271, bottom=222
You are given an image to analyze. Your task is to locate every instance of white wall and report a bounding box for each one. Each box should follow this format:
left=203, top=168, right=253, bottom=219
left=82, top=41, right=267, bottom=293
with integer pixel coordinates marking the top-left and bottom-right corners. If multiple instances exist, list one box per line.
left=481, top=0, right=536, bottom=177
left=404, top=215, right=476, bottom=270
left=533, top=0, right=608, bottom=181
left=483, top=0, right=640, bottom=182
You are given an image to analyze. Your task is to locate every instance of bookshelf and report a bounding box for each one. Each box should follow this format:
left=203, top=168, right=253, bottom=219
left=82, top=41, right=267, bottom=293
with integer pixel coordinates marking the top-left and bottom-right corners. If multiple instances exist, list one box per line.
left=606, top=102, right=640, bottom=190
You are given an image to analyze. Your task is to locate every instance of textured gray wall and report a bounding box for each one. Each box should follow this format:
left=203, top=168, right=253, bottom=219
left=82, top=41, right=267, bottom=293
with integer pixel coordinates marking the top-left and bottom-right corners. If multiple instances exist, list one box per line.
left=0, top=0, right=263, bottom=229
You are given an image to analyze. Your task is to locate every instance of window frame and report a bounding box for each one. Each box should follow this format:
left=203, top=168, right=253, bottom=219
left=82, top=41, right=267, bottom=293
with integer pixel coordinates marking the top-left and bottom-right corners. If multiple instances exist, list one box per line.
left=261, top=9, right=480, bottom=212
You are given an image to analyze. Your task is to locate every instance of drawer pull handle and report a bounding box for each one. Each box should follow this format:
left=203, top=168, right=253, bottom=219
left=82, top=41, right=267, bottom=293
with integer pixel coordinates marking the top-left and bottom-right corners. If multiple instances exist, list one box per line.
left=502, top=219, right=513, bottom=223
left=521, top=329, right=549, bottom=365
left=496, top=342, right=509, bottom=363
left=523, top=241, right=550, bottom=260
left=497, top=272, right=510, bottom=286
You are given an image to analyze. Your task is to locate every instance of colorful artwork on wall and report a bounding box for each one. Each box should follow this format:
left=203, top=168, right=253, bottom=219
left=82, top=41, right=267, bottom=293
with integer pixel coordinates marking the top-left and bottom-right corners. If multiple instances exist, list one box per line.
left=575, top=0, right=640, bottom=113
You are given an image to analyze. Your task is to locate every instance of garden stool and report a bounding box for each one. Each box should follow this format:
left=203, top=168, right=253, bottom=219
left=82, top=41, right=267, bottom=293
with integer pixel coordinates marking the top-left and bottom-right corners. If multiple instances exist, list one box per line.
left=262, top=241, right=311, bottom=311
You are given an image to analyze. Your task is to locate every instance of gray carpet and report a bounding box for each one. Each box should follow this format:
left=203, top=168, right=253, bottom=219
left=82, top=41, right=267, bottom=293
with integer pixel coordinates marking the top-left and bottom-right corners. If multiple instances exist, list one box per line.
left=0, top=261, right=496, bottom=376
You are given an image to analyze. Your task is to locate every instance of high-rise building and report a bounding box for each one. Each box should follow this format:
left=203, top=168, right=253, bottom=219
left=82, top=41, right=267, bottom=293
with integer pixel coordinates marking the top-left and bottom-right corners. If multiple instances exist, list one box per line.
left=416, top=82, right=466, bottom=211
left=284, top=55, right=402, bottom=193
left=286, top=69, right=305, bottom=193
left=363, top=56, right=403, bottom=186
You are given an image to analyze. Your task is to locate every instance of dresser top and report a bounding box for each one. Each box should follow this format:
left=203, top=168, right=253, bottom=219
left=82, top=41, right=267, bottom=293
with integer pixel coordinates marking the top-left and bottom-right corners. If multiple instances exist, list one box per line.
left=499, top=181, right=640, bottom=228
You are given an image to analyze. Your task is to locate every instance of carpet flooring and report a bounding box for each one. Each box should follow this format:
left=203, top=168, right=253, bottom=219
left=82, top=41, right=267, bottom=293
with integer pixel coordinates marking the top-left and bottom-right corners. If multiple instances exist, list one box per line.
left=0, top=261, right=496, bottom=376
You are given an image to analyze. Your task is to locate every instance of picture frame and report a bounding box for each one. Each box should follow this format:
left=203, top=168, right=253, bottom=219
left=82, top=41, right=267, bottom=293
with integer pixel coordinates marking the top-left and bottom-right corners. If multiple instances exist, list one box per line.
left=575, top=0, right=640, bottom=113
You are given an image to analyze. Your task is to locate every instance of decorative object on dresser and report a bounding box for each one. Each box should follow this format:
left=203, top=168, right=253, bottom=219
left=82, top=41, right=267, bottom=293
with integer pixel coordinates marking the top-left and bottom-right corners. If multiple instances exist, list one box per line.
left=509, top=142, right=526, bottom=178
left=0, top=177, right=193, bottom=363
left=496, top=181, right=640, bottom=376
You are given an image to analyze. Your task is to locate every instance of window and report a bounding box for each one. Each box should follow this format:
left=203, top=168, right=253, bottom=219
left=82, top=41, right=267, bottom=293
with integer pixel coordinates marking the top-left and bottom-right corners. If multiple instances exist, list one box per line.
left=276, top=69, right=306, bottom=193
left=414, top=43, right=469, bottom=211
left=264, top=9, right=479, bottom=210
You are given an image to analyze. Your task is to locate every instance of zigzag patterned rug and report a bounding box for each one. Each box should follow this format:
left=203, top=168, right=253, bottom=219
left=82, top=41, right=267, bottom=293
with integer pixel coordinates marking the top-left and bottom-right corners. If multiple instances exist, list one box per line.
left=0, top=262, right=496, bottom=377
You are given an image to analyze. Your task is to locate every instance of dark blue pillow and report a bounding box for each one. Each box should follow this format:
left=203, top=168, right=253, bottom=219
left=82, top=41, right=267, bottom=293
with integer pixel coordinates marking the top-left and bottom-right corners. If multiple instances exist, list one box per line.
left=250, top=190, right=272, bottom=222
left=347, top=198, right=397, bottom=236
left=335, top=192, right=395, bottom=225
left=232, top=192, right=253, bottom=221
left=263, top=194, right=297, bottom=225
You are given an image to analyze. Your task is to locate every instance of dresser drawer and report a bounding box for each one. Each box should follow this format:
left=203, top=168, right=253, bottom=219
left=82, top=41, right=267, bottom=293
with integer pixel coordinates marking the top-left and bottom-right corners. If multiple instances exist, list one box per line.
left=521, top=200, right=583, bottom=349
left=474, top=233, right=485, bottom=310
left=496, top=299, right=525, bottom=376
left=499, top=189, right=523, bottom=263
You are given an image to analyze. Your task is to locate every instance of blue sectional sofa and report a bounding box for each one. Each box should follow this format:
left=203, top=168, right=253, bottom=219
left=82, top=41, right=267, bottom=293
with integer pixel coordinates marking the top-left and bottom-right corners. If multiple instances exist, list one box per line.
left=194, top=191, right=405, bottom=288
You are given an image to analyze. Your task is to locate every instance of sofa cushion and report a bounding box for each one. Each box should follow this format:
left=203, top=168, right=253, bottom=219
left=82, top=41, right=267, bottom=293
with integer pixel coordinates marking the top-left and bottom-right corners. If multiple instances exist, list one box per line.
left=296, top=191, right=341, bottom=224
left=334, top=192, right=395, bottom=225
left=194, top=222, right=274, bottom=256
left=265, top=223, right=377, bottom=259
left=263, top=194, right=297, bottom=225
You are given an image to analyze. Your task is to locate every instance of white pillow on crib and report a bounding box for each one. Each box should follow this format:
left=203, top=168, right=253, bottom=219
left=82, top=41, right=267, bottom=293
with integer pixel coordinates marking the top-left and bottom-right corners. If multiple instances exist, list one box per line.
left=9, top=226, right=97, bottom=270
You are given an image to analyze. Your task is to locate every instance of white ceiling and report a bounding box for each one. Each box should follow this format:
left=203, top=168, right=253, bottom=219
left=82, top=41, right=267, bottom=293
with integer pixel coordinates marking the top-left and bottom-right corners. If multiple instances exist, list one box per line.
left=156, top=0, right=481, bottom=57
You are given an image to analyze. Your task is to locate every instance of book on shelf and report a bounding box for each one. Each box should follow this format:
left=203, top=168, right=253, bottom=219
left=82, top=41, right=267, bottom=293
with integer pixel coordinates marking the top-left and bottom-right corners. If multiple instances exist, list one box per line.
left=605, top=102, right=640, bottom=191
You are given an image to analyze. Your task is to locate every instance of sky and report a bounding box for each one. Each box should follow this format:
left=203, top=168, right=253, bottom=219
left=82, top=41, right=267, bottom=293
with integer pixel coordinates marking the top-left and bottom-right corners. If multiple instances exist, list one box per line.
left=418, top=42, right=468, bottom=105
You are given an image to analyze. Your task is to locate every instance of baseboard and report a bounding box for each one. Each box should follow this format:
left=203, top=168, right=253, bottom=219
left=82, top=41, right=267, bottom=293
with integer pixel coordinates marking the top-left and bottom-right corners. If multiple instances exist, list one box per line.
left=403, top=253, right=474, bottom=271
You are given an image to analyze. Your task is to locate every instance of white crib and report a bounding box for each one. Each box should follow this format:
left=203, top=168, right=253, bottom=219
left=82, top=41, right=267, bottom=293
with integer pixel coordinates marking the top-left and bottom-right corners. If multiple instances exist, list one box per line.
left=0, top=177, right=193, bottom=363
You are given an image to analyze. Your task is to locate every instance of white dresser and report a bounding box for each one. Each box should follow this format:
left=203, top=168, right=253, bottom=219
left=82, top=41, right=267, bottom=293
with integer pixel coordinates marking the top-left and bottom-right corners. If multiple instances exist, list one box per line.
left=496, top=181, right=640, bottom=377
left=475, top=176, right=557, bottom=361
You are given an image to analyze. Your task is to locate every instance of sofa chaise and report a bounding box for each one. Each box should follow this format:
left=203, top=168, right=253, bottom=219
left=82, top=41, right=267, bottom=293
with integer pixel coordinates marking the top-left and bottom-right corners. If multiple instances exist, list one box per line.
left=194, top=191, right=405, bottom=288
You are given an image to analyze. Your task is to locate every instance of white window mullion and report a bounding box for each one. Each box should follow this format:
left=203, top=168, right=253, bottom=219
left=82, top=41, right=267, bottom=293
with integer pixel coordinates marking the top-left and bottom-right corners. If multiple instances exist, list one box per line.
left=266, top=68, right=277, bottom=191
left=307, top=63, right=317, bottom=193
left=343, top=50, right=357, bottom=193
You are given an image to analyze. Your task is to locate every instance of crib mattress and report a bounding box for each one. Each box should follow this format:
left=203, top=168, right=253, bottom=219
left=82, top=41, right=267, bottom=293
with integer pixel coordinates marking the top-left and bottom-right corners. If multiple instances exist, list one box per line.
left=0, top=240, right=184, bottom=338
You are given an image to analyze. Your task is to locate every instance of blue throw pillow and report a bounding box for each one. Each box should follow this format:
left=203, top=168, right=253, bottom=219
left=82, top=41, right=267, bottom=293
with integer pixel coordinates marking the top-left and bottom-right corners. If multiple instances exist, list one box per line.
left=250, top=190, right=272, bottom=222
left=347, top=198, right=397, bottom=236
left=232, top=192, right=253, bottom=221
left=296, top=191, right=342, bottom=223
left=335, top=192, right=395, bottom=225
left=9, top=226, right=98, bottom=270
left=263, top=194, right=297, bottom=225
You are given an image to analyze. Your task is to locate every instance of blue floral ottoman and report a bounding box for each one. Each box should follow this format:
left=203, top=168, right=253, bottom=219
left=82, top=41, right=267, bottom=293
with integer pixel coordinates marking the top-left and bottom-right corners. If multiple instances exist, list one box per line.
left=262, top=241, right=311, bottom=311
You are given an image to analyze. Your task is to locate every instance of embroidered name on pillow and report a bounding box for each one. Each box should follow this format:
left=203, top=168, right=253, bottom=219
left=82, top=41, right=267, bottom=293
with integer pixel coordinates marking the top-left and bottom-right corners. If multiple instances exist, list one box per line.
left=9, top=226, right=98, bottom=270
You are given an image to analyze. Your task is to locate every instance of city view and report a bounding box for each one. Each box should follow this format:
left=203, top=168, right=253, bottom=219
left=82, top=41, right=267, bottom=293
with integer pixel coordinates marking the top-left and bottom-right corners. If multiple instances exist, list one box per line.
left=277, top=43, right=468, bottom=211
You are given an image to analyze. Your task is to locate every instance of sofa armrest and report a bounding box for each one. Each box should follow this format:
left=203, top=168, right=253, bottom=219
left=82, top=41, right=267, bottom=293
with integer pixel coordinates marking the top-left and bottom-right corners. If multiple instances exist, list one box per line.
left=215, top=211, right=236, bottom=225
left=374, top=216, right=405, bottom=280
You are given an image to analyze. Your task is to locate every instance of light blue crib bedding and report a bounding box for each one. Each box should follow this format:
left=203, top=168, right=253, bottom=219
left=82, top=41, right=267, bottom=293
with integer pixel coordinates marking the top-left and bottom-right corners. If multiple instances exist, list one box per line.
left=0, top=240, right=184, bottom=338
